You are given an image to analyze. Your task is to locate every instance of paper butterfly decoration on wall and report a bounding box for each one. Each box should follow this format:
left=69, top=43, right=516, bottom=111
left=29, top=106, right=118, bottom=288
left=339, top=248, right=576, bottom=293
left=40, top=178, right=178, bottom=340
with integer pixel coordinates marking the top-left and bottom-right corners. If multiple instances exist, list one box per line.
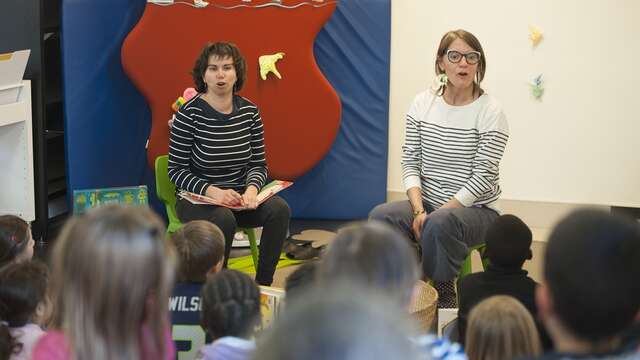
left=530, top=74, right=544, bottom=100
left=529, top=25, right=543, bottom=47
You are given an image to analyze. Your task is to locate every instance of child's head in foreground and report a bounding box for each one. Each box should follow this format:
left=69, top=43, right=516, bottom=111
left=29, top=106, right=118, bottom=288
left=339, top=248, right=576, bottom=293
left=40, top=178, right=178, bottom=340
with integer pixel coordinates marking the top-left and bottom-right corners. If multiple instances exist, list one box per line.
left=171, top=220, right=225, bottom=282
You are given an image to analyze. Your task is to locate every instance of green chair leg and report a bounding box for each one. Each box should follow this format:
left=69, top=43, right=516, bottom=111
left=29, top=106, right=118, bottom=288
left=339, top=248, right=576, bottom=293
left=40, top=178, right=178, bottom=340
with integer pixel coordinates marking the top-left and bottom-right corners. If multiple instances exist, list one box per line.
left=456, top=243, right=488, bottom=303
left=166, top=220, right=183, bottom=237
left=155, top=155, right=184, bottom=236
left=241, top=227, right=259, bottom=272
left=460, top=253, right=474, bottom=279
left=459, top=243, right=488, bottom=280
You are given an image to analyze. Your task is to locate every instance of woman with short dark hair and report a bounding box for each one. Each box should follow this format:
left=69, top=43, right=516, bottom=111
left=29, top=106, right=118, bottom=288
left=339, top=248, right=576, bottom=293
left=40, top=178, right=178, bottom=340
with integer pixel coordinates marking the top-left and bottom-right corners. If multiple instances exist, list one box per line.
left=168, top=42, right=290, bottom=286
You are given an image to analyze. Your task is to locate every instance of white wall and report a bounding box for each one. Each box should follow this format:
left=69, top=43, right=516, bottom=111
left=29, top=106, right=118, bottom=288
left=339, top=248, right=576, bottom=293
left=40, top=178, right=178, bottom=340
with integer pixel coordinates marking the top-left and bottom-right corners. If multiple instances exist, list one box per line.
left=388, top=0, right=640, bottom=207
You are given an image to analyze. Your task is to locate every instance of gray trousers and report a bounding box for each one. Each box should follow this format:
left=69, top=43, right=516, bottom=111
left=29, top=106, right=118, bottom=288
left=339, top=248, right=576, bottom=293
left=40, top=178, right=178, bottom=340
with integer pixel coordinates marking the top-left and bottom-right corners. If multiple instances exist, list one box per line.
left=369, top=200, right=498, bottom=282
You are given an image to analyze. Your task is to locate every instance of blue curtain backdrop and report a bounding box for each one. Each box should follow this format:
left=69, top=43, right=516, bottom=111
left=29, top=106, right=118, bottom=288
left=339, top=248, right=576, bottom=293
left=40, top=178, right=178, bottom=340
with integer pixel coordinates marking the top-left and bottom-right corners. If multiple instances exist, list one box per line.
left=61, top=0, right=391, bottom=219
left=61, top=0, right=161, bottom=212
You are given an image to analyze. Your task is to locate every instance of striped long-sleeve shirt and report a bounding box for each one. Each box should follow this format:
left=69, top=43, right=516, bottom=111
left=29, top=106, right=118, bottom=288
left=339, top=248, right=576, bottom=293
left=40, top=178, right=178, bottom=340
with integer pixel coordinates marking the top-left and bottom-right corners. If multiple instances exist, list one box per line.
left=168, top=94, right=267, bottom=195
left=402, top=91, right=509, bottom=210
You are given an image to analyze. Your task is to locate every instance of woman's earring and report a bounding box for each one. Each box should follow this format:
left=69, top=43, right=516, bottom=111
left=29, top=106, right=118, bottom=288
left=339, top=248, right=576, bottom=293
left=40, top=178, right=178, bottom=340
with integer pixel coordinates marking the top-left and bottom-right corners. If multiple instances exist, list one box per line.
left=431, top=73, right=448, bottom=93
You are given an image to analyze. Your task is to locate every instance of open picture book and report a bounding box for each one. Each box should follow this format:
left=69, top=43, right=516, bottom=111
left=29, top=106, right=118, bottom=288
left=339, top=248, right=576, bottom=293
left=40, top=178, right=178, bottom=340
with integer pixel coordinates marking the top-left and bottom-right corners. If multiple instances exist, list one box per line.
left=177, top=180, right=293, bottom=210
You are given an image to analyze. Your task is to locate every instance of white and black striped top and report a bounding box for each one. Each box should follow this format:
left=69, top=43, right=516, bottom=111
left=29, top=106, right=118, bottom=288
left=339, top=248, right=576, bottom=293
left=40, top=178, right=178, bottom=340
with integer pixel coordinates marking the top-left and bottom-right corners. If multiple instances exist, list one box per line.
left=402, top=91, right=509, bottom=210
left=168, top=94, right=267, bottom=195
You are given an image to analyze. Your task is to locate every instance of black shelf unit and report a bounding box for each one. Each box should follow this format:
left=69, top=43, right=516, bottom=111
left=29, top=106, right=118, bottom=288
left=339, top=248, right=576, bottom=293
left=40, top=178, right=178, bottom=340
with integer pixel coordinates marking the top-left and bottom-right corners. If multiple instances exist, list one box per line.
left=0, top=0, right=68, bottom=241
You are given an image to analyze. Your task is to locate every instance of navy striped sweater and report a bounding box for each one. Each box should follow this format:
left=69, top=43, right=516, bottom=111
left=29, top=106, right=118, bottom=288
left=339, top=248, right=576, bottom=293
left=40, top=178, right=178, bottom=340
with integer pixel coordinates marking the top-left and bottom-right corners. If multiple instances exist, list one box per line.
left=168, top=94, right=267, bottom=195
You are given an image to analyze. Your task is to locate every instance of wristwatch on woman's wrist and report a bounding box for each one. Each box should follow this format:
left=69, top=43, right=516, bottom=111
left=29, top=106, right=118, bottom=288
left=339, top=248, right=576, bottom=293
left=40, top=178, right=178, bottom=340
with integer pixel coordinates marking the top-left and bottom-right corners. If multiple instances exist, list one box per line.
left=413, top=208, right=425, bottom=216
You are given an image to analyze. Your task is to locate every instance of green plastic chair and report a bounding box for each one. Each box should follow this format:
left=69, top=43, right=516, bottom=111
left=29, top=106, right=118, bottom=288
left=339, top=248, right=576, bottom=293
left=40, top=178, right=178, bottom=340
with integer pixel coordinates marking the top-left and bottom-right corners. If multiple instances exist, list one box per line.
left=452, top=243, right=490, bottom=305
left=154, top=155, right=259, bottom=270
left=228, top=228, right=259, bottom=272
left=459, top=243, right=489, bottom=279
left=154, top=155, right=183, bottom=235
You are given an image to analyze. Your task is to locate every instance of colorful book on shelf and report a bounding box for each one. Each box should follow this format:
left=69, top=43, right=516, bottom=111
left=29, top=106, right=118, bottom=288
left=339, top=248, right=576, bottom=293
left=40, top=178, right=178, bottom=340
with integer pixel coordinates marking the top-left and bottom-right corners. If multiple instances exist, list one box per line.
left=73, top=185, right=149, bottom=214
left=177, top=180, right=292, bottom=210
left=259, top=285, right=286, bottom=329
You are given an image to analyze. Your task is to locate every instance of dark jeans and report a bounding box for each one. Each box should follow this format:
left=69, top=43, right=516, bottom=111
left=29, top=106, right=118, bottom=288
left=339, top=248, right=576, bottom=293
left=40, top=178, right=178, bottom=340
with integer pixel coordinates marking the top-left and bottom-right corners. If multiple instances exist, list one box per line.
left=369, top=200, right=498, bottom=282
left=176, top=195, right=291, bottom=285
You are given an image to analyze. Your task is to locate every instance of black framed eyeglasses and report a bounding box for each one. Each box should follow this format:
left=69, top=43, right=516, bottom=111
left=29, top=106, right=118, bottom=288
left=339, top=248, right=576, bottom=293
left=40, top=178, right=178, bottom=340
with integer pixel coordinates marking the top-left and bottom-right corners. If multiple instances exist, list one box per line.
left=446, top=50, right=481, bottom=65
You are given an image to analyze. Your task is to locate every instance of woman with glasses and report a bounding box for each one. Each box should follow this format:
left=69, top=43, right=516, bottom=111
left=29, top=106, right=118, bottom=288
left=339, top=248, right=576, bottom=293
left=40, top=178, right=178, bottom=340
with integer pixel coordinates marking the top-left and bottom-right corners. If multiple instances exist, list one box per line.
left=370, top=29, right=509, bottom=308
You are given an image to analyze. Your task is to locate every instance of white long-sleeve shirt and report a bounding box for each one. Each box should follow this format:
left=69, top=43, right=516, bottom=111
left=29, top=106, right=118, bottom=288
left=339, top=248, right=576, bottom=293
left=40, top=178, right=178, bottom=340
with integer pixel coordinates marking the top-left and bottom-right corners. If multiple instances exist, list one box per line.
left=402, top=90, right=509, bottom=210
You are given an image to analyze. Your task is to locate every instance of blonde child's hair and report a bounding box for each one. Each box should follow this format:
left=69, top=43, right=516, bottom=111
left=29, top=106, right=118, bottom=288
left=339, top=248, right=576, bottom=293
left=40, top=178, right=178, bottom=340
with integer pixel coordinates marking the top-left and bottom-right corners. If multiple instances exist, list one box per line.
left=50, top=205, right=176, bottom=360
left=466, top=295, right=542, bottom=360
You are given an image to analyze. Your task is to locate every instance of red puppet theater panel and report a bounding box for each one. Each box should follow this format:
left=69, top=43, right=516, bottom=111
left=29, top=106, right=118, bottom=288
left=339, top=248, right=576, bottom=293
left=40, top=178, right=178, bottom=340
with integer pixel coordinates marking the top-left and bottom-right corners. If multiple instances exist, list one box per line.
left=121, top=0, right=341, bottom=180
